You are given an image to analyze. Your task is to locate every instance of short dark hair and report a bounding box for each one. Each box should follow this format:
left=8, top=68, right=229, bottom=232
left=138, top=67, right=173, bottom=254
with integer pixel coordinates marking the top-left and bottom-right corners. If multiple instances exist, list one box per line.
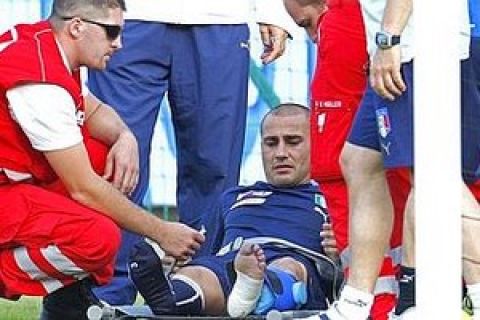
left=260, top=103, right=310, bottom=135
left=51, top=0, right=126, bottom=20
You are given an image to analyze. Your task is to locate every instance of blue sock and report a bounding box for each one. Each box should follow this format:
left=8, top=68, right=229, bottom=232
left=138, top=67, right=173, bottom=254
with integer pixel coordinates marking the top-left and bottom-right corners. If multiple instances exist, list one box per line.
left=170, top=274, right=204, bottom=315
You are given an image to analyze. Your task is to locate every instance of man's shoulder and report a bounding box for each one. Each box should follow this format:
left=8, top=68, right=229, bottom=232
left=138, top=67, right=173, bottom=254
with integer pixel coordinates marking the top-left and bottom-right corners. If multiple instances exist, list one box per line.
left=224, top=181, right=274, bottom=194
left=1, top=21, right=52, bottom=49
left=0, top=21, right=56, bottom=80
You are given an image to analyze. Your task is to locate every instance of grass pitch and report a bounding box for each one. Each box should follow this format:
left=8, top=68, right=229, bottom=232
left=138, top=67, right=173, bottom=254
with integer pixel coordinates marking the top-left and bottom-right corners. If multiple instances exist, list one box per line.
left=0, top=296, right=42, bottom=320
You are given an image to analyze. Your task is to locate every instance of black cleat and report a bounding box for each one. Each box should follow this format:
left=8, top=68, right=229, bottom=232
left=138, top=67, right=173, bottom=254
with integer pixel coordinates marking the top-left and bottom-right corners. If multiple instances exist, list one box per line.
left=129, top=241, right=175, bottom=315
left=39, top=278, right=102, bottom=320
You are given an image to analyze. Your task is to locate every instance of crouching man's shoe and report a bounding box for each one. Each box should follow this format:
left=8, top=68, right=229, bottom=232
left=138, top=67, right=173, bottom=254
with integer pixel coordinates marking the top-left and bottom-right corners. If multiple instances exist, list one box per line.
left=39, top=278, right=102, bottom=320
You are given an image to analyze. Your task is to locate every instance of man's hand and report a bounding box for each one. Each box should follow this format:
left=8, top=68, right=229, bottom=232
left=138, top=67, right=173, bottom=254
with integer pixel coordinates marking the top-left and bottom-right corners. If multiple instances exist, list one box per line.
left=320, top=222, right=339, bottom=262
left=259, top=23, right=289, bottom=64
left=103, top=131, right=139, bottom=195
left=369, top=46, right=406, bottom=101
left=153, top=221, right=205, bottom=261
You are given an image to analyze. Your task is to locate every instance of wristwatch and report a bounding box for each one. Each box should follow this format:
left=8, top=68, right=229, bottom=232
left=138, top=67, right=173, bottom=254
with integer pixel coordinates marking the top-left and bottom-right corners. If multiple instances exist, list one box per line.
left=375, top=31, right=401, bottom=50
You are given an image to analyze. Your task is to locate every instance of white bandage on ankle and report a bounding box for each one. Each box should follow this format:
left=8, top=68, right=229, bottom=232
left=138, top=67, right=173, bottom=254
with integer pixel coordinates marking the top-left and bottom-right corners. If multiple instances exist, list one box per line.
left=227, top=271, right=264, bottom=317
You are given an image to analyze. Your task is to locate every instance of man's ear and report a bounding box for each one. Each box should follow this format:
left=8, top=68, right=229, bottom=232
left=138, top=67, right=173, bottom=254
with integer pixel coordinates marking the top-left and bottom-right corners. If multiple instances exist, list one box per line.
left=68, top=17, right=85, bottom=39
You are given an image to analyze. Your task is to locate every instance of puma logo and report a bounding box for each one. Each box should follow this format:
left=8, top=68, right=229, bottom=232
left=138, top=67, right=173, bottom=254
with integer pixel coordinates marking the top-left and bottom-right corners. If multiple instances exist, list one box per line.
left=381, top=142, right=391, bottom=156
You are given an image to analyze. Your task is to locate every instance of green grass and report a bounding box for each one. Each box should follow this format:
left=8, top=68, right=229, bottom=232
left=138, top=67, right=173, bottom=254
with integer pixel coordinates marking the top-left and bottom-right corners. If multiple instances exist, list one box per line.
left=0, top=296, right=42, bottom=320
left=0, top=295, right=144, bottom=319
left=0, top=296, right=474, bottom=319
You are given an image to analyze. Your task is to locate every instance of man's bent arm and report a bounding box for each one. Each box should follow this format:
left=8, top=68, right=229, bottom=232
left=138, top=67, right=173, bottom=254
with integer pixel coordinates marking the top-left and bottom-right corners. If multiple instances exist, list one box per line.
left=84, top=93, right=140, bottom=194
left=44, top=143, right=204, bottom=260
left=84, top=93, right=133, bottom=146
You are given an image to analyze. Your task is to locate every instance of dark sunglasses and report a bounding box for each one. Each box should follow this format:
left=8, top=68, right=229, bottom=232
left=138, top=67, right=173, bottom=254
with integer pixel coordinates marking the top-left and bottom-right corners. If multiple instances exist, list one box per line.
left=60, top=16, right=122, bottom=40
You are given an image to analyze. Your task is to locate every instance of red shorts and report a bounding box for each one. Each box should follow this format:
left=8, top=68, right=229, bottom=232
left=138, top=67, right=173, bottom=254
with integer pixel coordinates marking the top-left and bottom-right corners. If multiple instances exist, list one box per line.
left=310, top=0, right=369, bottom=252
left=0, top=139, right=120, bottom=298
left=310, top=2, right=368, bottom=181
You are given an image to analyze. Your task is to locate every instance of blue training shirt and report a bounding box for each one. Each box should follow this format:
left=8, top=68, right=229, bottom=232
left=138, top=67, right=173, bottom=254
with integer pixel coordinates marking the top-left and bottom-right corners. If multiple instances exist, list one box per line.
left=205, top=181, right=329, bottom=257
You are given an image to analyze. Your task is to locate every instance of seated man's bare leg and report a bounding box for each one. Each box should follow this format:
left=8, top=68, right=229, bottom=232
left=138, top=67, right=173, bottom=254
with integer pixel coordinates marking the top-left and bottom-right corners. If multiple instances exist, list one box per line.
left=341, top=143, right=394, bottom=297
left=227, top=244, right=266, bottom=317
left=269, top=256, right=307, bottom=282
left=462, top=183, right=480, bottom=319
left=175, top=266, right=225, bottom=315
left=130, top=242, right=223, bottom=316
left=318, top=143, right=392, bottom=320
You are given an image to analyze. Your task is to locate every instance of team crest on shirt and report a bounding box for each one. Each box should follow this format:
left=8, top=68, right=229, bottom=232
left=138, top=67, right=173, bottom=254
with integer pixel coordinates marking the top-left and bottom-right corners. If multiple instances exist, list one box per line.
left=314, top=193, right=328, bottom=221
left=314, top=193, right=326, bottom=207
left=376, top=107, right=391, bottom=138
left=230, top=190, right=272, bottom=210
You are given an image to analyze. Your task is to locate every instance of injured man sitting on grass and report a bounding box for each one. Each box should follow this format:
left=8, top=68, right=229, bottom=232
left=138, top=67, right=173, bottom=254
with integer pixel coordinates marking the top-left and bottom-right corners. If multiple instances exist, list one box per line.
left=129, top=103, right=342, bottom=317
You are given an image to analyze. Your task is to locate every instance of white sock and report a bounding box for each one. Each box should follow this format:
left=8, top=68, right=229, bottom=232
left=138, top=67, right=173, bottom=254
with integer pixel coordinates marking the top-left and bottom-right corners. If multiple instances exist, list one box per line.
left=330, top=285, right=374, bottom=320
left=227, top=271, right=263, bottom=317
left=467, top=283, right=480, bottom=319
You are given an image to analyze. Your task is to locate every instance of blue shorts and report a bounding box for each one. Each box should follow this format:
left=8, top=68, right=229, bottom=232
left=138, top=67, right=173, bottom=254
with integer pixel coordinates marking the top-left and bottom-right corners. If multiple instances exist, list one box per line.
left=349, top=62, right=414, bottom=168
left=348, top=59, right=480, bottom=182
left=462, top=44, right=480, bottom=182
left=189, top=248, right=328, bottom=310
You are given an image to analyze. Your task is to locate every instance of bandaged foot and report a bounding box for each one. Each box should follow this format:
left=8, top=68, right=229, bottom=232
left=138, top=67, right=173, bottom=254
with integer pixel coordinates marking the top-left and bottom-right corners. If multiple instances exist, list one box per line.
left=227, top=244, right=266, bottom=317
